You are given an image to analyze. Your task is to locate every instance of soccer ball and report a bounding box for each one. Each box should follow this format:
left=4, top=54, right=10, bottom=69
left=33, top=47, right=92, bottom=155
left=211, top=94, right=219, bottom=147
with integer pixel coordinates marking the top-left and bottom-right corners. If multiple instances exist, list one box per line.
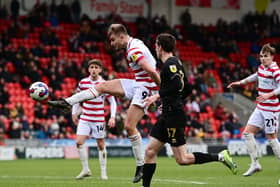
left=29, top=82, right=49, bottom=101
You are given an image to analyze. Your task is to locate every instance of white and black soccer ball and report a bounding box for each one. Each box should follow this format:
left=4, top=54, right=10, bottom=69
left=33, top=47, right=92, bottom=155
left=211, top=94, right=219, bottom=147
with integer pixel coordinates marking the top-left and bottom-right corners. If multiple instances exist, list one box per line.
left=29, top=82, right=49, bottom=101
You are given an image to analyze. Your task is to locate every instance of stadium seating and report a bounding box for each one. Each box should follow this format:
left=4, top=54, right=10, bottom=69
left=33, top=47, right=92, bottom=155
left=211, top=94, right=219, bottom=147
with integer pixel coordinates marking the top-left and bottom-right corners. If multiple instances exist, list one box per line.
left=3, top=17, right=280, bottom=139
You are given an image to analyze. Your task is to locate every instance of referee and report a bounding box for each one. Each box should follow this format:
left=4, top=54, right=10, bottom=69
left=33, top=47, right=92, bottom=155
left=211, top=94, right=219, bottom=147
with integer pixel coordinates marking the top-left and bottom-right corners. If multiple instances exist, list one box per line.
left=141, top=33, right=238, bottom=187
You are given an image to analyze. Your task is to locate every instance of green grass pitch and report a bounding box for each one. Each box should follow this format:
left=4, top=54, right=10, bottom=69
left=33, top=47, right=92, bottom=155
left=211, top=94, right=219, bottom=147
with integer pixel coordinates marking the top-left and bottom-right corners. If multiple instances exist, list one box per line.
left=0, top=156, right=279, bottom=187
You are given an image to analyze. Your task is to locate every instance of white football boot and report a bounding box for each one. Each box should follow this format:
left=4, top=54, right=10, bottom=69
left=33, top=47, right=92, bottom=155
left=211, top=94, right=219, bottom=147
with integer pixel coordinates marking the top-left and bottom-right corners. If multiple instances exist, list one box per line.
left=75, top=170, right=92, bottom=180
left=243, top=162, right=262, bottom=176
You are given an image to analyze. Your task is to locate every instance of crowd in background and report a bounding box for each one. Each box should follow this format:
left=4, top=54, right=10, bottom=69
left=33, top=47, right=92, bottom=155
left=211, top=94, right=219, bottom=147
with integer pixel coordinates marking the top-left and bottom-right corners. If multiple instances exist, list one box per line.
left=0, top=0, right=279, bottom=143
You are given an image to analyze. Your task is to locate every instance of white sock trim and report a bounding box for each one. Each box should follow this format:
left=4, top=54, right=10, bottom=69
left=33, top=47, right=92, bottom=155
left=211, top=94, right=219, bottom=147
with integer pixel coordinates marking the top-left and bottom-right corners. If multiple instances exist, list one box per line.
left=218, top=153, right=224, bottom=162
left=98, top=148, right=107, bottom=171
left=129, top=133, right=144, bottom=166
left=77, top=144, right=89, bottom=171
left=243, top=132, right=259, bottom=163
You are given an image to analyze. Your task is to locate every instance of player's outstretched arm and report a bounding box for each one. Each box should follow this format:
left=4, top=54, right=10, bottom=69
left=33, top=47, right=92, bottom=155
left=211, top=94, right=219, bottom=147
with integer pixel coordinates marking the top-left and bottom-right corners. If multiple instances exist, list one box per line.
left=228, top=73, right=258, bottom=88
left=227, top=81, right=242, bottom=88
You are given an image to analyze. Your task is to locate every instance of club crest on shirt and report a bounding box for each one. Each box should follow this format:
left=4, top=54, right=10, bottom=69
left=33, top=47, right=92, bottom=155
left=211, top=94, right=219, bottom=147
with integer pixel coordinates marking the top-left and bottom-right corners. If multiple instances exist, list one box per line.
left=169, top=65, right=177, bottom=73
left=131, top=54, right=139, bottom=61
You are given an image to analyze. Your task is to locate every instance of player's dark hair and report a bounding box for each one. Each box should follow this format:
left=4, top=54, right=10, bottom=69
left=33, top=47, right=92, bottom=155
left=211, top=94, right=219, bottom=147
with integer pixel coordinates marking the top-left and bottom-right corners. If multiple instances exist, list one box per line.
left=108, top=24, right=128, bottom=36
left=87, top=59, right=103, bottom=69
left=261, top=43, right=276, bottom=55
left=156, top=33, right=176, bottom=53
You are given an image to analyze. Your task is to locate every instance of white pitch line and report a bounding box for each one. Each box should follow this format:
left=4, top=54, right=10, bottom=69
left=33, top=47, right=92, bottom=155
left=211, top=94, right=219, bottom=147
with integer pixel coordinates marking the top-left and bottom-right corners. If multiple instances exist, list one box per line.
left=0, top=175, right=70, bottom=180
left=154, top=178, right=207, bottom=185
left=0, top=175, right=208, bottom=185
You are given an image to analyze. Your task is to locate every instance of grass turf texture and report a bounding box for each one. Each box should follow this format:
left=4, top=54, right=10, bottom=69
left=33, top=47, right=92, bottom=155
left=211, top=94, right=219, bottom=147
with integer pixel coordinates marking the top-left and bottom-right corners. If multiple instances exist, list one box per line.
left=0, top=156, right=279, bottom=187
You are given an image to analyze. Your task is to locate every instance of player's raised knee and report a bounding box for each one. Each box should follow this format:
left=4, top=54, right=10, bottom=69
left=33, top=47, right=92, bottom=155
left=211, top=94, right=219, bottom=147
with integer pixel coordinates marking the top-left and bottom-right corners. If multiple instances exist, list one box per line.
left=145, top=146, right=157, bottom=160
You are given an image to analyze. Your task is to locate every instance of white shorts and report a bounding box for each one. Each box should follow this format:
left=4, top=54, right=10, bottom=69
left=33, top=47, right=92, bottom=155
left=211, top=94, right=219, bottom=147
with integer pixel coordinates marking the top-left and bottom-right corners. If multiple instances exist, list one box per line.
left=247, top=108, right=279, bottom=134
left=120, top=79, right=157, bottom=108
left=76, top=120, right=106, bottom=139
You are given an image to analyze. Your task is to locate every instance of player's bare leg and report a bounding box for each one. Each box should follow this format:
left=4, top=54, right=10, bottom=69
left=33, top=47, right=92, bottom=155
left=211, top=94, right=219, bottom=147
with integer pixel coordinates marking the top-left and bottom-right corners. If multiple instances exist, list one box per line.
left=242, top=125, right=262, bottom=176
left=172, top=145, right=195, bottom=165
left=142, top=137, right=164, bottom=187
left=76, top=135, right=91, bottom=180
left=97, top=138, right=108, bottom=180
left=48, top=79, right=124, bottom=110
left=125, top=104, right=145, bottom=183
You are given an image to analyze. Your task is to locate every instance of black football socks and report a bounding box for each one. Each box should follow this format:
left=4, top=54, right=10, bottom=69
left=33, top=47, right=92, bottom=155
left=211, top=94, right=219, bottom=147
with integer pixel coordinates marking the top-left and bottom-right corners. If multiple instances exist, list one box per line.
left=142, top=163, right=156, bottom=187
left=193, top=152, right=219, bottom=164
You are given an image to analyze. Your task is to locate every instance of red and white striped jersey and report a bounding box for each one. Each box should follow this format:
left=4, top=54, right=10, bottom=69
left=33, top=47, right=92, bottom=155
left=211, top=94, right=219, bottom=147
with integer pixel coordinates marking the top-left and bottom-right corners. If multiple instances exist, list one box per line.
left=126, top=37, right=158, bottom=91
left=77, top=76, right=116, bottom=123
left=257, top=62, right=280, bottom=112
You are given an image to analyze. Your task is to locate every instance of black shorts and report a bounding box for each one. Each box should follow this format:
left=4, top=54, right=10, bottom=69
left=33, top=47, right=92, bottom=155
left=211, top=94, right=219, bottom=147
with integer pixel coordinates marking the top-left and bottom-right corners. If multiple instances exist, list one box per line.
left=150, top=115, right=186, bottom=147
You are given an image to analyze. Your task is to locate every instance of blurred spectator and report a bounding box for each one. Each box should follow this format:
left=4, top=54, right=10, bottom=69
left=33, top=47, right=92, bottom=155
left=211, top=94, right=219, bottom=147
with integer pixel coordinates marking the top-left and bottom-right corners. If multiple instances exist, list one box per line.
left=270, top=10, right=280, bottom=36
left=180, top=8, right=192, bottom=30
left=0, top=117, right=5, bottom=144
left=71, top=0, right=81, bottom=24
left=214, top=103, right=227, bottom=121
left=0, top=116, right=6, bottom=134
left=199, top=93, right=211, bottom=112
left=50, top=116, right=60, bottom=136
left=138, top=116, right=153, bottom=138
left=0, top=104, right=10, bottom=118
left=69, top=20, right=94, bottom=51
left=9, top=117, right=22, bottom=138
left=10, top=0, right=20, bottom=23
left=57, top=0, right=72, bottom=23
left=106, top=12, right=123, bottom=25
left=39, top=26, right=60, bottom=45
left=190, top=96, right=201, bottom=113
left=35, top=120, right=49, bottom=139
left=34, top=102, right=44, bottom=118
left=247, top=54, right=259, bottom=68
left=204, top=71, right=217, bottom=89
left=21, top=115, right=29, bottom=131
left=50, top=12, right=59, bottom=27
left=0, top=127, right=5, bottom=145
left=187, top=115, right=204, bottom=138
left=14, top=103, right=24, bottom=118
left=201, top=119, right=215, bottom=139
left=0, top=5, right=8, bottom=19
left=49, top=0, right=57, bottom=17
left=80, top=42, right=99, bottom=54
left=25, top=61, right=42, bottom=82
left=0, top=85, right=9, bottom=105
left=219, top=113, right=242, bottom=140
